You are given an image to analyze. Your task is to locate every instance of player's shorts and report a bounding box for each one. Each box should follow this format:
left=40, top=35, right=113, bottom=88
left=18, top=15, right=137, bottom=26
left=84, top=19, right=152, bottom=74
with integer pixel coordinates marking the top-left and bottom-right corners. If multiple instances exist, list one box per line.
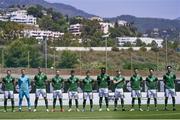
left=68, top=91, right=79, bottom=99
left=131, top=90, right=141, bottom=98
left=4, top=91, right=14, bottom=99
left=99, top=88, right=109, bottom=97
left=114, top=88, right=124, bottom=99
left=165, top=88, right=176, bottom=97
left=35, top=89, right=47, bottom=98
left=83, top=92, right=93, bottom=100
left=19, top=90, right=30, bottom=99
left=147, top=89, right=157, bottom=98
left=53, top=90, right=63, bottom=99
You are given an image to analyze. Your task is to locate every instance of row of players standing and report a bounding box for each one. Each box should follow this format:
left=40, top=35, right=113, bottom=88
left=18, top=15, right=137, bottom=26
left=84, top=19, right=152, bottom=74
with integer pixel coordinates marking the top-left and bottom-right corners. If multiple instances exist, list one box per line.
left=2, top=66, right=176, bottom=112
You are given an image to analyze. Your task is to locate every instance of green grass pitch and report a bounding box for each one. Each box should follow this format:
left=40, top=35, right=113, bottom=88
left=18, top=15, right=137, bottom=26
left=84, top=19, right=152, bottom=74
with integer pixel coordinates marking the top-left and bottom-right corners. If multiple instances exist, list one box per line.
left=0, top=105, right=180, bottom=119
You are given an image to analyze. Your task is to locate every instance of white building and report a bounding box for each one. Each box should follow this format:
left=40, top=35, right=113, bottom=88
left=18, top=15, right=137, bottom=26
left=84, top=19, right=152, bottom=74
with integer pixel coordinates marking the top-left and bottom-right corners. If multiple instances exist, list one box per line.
left=10, top=15, right=37, bottom=25
left=0, top=15, right=8, bottom=22
left=90, top=16, right=103, bottom=21
left=23, top=30, right=64, bottom=40
left=69, top=23, right=82, bottom=36
left=99, top=22, right=114, bottom=34
left=118, top=20, right=128, bottom=26
left=116, top=37, right=164, bottom=47
left=1, top=10, right=37, bottom=25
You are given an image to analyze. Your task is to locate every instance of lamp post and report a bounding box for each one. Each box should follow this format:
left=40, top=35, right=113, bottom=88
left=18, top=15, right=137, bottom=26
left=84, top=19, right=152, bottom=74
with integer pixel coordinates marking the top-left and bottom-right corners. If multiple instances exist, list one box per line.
left=102, top=33, right=110, bottom=72
left=43, top=36, right=48, bottom=72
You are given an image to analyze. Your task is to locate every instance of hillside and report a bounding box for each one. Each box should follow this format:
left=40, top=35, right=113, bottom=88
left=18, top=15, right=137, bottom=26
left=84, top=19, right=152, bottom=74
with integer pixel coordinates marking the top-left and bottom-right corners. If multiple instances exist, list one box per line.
left=0, top=0, right=94, bottom=18
left=106, top=15, right=180, bottom=33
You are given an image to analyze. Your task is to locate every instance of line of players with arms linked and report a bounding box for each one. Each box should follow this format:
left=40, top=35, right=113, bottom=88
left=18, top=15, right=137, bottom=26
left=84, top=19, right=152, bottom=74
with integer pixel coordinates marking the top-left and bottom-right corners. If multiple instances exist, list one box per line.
left=1, top=66, right=176, bottom=112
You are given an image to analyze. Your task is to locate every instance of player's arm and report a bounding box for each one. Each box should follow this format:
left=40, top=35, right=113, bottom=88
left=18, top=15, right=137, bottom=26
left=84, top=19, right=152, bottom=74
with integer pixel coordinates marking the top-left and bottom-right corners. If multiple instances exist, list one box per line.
left=32, top=75, right=36, bottom=86
left=2, top=77, right=5, bottom=85
left=18, top=78, right=21, bottom=87
left=44, top=74, right=48, bottom=85
left=140, top=76, right=144, bottom=87
left=12, top=77, right=16, bottom=86
left=51, top=78, right=54, bottom=87
left=113, top=77, right=118, bottom=84
left=28, top=77, right=31, bottom=87
left=173, top=74, right=176, bottom=82
left=163, top=75, right=166, bottom=84
left=97, top=76, right=100, bottom=86
left=145, top=77, right=149, bottom=87
left=107, top=75, right=111, bottom=86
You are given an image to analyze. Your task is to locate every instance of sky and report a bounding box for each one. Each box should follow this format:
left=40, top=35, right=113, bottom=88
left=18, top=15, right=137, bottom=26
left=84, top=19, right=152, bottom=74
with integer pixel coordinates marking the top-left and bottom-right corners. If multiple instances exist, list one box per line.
left=45, top=0, right=180, bottom=19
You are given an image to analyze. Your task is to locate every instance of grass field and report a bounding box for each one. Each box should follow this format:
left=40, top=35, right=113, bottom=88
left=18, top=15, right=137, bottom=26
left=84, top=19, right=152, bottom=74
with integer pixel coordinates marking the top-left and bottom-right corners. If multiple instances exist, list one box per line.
left=0, top=105, right=180, bottom=119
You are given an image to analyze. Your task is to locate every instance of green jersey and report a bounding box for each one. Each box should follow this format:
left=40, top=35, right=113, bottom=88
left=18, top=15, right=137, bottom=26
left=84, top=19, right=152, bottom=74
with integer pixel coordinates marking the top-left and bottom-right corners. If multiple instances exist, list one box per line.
left=34, top=72, right=47, bottom=89
left=52, top=75, right=64, bottom=90
left=130, top=74, right=143, bottom=90
left=97, top=74, right=110, bottom=88
left=68, top=76, right=79, bottom=91
left=163, top=72, right=176, bottom=89
left=2, top=75, right=15, bottom=91
left=146, top=75, right=158, bottom=90
left=113, top=75, right=125, bottom=89
left=83, top=76, right=94, bottom=92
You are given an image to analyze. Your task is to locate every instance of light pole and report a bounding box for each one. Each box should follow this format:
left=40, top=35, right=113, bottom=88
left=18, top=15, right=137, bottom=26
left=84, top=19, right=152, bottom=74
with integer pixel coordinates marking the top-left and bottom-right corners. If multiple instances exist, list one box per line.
left=27, top=51, right=30, bottom=68
left=102, top=33, right=110, bottom=72
left=165, top=35, right=168, bottom=66
left=43, top=36, right=48, bottom=72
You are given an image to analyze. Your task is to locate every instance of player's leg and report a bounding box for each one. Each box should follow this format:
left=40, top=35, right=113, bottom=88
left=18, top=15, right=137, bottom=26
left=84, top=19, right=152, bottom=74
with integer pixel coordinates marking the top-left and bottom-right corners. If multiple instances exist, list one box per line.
left=90, top=99, right=93, bottom=112
left=59, top=98, right=63, bottom=112
left=82, top=92, right=87, bottom=112
left=18, top=91, right=24, bottom=112
left=164, top=89, right=169, bottom=110
left=120, top=89, right=125, bottom=111
left=147, top=90, right=150, bottom=111
left=153, top=90, right=158, bottom=111
left=130, top=90, right=135, bottom=111
left=34, top=89, right=40, bottom=112
left=137, top=90, right=142, bottom=111
left=68, top=92, right=72, bottom=112
left=121, top=98, right=125, bottom=111
left=4, top=91, right=8, bottom=112
left=104, top=88, right=109, bottom=111
left=164, top=97, right=168, bottom=110
left=171, top=89, right=176, bottom=111
left=52, top=91, right=56, bottom=112
left=98, top=88, right=103, bottom=111
left=10, top=91, right=15, bottom=112
left=114, top=89, right=119, bottom=111
left=89, top=92, right=94, bottom=112
left=172, top=97, right=176, bottom=111
left=147, top=98, right=150, bottom=111
left=75, top=92, right=79, bottom=112
left=58, top=90, right=64, bottom=112
left=42, top=89, right=49, bottom=112
left=24, top=91, right=31, bottom=111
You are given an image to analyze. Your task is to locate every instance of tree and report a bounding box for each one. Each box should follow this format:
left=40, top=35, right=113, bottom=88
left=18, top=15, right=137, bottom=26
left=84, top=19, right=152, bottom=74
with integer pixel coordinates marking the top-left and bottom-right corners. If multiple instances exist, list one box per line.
left=151, top=40, right=159, bottom=52
left=136, top=38, right=146, bottom=46
left=59, top=51, right=79, bottom=68
left=27, top=6, right=43, bottom=18
left=4, top=38, right=43, bottom=67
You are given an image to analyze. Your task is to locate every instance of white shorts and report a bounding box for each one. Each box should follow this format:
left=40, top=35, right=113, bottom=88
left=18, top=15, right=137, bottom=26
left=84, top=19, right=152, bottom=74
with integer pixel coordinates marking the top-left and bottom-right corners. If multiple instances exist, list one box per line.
left=4, top=91, right=14, bottom=99
left=53, top=90, right=63, bottom=99
left=35, top=89, right=47, bottom=98
left=114, top=88, right=124, bottom=99
left=83, top=92, right=93, bottom=100
left=68, top=91, right=79, bottom=99
left=165, top=89, right=176, bottom=97
left=99, top=88, right=109, bottom=97
left=147, top=89, right=157, bottom=98
left=131, top=90, right=141, bottom=98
